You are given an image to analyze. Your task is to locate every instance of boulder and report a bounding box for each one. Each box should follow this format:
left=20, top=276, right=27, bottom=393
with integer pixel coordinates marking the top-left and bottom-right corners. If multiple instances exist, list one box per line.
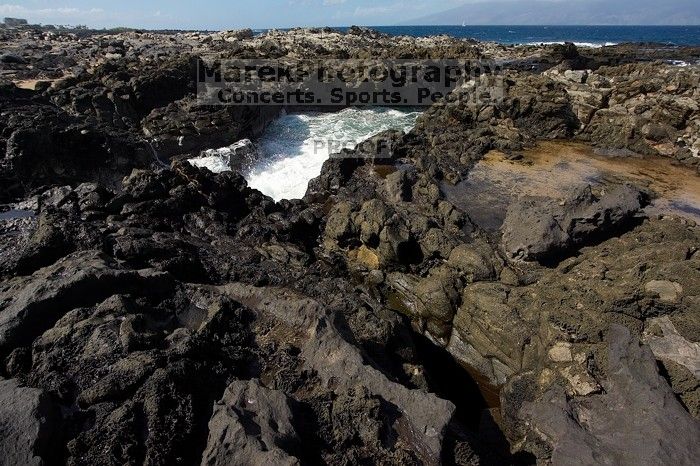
left=501, top=184, right=648, bottom=263
left=0, top=378, right=58, bottom=466
left=142, top=98, right=280, bottom=159
left=201, top=380, right=300, bottom=466
left=0, top=53, right=25, bottom=64
left=189, top=139, right=259, bottom=174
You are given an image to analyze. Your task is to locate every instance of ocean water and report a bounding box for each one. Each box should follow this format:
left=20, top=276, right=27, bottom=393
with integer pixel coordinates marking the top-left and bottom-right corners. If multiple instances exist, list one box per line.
left=192, top=25, right=700, bottom=201
left=247, top=108, right=420, bottom=200
left=333, top=25, right=700, bottom=47
left=190, top=108, right=421, bottom=201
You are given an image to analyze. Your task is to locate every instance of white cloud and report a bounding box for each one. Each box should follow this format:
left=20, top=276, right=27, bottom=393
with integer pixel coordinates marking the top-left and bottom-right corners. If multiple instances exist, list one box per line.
left=0, top=4, right=105, bottom=18
left=323, top=0, right=347, bottom=5
left=0, top=4, right=172, bottom=28
left=0, top=4, right=110, bottom=26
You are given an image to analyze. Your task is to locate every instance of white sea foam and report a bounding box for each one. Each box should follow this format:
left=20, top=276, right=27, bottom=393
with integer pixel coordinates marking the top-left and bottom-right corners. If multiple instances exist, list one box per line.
left=188, top=151, right=232, bottom=173
left=667, top=60, right=692, bottom=67
left=245, top=108, right=421, bottom=201
left=189, top=108, right=422, bottom=201
left=524, top=41, right=618, bottom=48
left=188, top=139, right=254, bottom=173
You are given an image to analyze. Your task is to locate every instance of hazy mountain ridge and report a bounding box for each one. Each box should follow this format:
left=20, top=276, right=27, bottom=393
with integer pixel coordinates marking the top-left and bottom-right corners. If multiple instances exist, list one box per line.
left=406, top=0, right=700, bottom=26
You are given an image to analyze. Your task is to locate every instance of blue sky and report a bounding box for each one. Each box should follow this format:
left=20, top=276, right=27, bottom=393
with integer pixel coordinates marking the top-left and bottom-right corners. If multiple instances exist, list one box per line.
left=1, top=0, right=467, bottom=29
left=5, top=1, right=697, bottom=28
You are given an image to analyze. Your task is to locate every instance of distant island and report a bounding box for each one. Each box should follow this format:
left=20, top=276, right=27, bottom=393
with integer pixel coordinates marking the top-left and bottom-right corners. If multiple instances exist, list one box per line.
left=406, top=0, right=700, bottom=26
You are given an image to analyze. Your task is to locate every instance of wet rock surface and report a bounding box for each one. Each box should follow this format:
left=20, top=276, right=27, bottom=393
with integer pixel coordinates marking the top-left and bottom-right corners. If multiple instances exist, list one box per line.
left=0, top=25, right=699, bottom=465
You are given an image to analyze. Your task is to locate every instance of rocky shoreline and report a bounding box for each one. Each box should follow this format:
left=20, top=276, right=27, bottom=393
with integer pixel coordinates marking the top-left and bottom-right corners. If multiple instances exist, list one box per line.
left=1, top=25, right=699, bottom=465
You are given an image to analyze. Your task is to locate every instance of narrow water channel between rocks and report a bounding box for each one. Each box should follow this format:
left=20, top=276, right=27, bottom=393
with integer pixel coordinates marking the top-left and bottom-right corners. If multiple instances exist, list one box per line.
left=189, top=107, right=421, bottom=201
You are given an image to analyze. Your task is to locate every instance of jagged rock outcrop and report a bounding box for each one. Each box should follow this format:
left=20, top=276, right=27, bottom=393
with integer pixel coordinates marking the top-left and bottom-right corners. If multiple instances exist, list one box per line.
left=142, top=97, right=280, bottom=159
left=211, top=283, right=456, bottom=465
left=0, top=250, right=175, bottom=352
left=501, top=184, right=649, bottom=263
left=412, top=71, right=580, bottom=182
left=0, top=162, right=470, bottom=464
left=546, top=62, right=700, bottom=168
left=0, top=83, right=155, bottom=202
left=506, top=326, right=700, bottom=464
left=0, top=25, right=699, bottom=466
